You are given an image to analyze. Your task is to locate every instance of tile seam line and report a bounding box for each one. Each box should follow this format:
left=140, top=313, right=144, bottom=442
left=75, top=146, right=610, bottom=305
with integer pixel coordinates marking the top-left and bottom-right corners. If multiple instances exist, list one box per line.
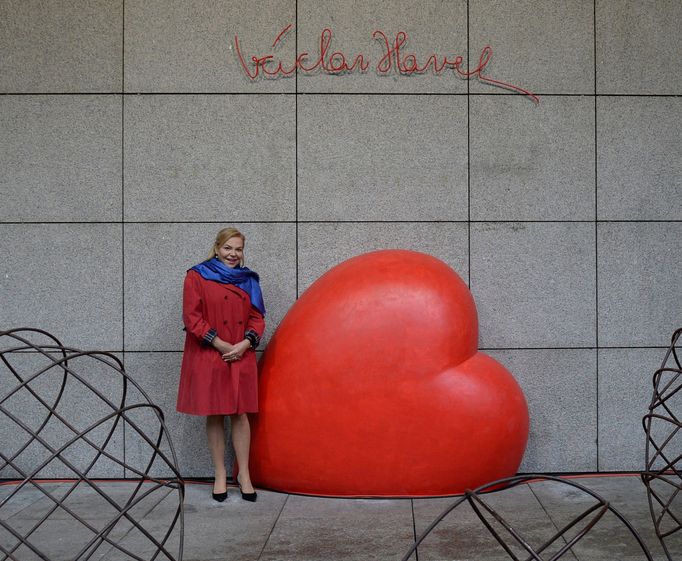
left=294, top=0, right=299, bottom=300
left=593, top=0, right=600, bottom=472
left=4, top=220, right=680, bottom=225
left=3, top=92, right=682, bottom=97
left=527, top=483, right=583, bottom=561
left=410, top=498, right=419, bottom=561
left=121, top=0, right=127, bottom=477
left=466, top=0, right=471, bottom=289
left=256, top=494, right=290, bottom=561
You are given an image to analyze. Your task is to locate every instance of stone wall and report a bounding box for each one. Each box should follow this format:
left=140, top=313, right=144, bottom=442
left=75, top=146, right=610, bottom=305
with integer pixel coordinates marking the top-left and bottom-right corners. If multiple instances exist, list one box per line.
left=1, top=0, right=680, bottom=477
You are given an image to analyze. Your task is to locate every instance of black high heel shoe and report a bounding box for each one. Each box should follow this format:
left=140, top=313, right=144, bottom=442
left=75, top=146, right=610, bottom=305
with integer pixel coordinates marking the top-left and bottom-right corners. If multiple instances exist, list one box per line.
left=236, top=475, right=257, bottom=502
left=212, top=479, right=228, bottom=502
left=212, top=490, right=227, bottom=502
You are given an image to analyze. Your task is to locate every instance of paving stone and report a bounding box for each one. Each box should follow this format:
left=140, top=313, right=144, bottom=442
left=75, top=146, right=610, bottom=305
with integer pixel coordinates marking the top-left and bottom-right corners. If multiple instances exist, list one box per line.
left=0, top=482, right=66, bottom=520
left=259, top=494, right=414, bottom=561
left=102, top=483, right=285, bottom=561
left=1, top=482, right=175, bottom=561
left=412, top=482, right=577, bottom=561
left=0, top=476, right=673, bottom=561
left=530, top=476, right=669, bottom=560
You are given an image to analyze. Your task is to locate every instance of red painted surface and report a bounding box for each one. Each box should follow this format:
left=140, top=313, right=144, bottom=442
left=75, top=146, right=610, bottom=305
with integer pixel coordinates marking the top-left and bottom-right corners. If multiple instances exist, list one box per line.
left=250, top=250, right=529, bottom=496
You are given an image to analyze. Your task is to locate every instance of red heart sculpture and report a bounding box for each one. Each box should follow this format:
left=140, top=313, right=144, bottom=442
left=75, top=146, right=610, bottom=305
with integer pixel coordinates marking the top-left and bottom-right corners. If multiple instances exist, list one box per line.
left=251, top=250, right=528, bottom=496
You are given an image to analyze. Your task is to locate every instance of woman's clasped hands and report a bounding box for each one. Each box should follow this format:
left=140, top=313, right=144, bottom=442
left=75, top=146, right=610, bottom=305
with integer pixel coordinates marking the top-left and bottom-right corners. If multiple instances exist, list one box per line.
left=214, top=338, right=251, bottom=363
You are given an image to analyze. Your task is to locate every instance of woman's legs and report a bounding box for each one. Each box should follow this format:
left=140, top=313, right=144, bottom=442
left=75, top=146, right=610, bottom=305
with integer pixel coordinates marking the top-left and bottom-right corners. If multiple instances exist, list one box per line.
left=206, top=415, right=227, bottom=494
left=230, top=413, right=255, bottom=493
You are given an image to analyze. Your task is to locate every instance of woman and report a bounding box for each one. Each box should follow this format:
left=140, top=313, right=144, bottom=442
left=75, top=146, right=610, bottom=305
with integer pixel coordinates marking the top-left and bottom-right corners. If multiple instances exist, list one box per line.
left=177, top=227, right=265, bottom=502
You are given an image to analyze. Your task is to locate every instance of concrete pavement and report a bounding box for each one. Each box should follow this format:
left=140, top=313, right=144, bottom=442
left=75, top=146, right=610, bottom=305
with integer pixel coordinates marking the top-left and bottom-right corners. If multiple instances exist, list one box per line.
left=1, top=475, right=677, bottom=560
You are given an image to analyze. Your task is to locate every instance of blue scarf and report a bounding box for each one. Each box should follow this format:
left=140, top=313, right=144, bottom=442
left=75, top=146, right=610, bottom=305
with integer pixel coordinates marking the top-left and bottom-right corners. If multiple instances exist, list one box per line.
left=190, top=257, right=266, bottom=316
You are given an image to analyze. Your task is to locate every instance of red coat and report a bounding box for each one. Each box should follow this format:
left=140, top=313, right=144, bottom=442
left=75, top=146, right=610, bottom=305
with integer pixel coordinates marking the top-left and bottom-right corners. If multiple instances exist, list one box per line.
left=176, top=270, right=265, bottom=415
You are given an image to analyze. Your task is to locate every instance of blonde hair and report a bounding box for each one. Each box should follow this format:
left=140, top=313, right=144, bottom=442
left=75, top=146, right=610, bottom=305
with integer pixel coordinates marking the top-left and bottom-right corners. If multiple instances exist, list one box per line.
left=209, top=227, right=246, bottom=265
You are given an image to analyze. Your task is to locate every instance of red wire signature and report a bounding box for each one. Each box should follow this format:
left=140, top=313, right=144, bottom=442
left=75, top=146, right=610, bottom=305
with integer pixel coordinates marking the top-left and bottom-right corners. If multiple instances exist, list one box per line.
left=234, top=25, right=539, bottom=104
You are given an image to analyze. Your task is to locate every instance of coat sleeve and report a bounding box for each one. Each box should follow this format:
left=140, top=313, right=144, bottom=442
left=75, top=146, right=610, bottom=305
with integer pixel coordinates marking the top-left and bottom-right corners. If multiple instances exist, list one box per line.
left=244, top=307, right=265, bottom=349
left=183, top=272, right=216, bottom=345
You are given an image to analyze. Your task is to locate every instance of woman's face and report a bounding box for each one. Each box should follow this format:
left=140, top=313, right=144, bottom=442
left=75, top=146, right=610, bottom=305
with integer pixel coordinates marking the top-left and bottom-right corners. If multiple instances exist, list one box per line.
left=215, top=236, right=244, bottom=268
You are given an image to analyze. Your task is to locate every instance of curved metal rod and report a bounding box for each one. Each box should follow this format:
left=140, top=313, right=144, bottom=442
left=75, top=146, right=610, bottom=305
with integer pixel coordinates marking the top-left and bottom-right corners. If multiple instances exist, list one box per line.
left=0, top=346, right=129, bottom=488
left=401, top=474, right=654, bottom=561
left=642, top=413, right=682, bottom=471
left=0, top=338, right=182, bottom=485
left=0, top=329, right=70, bottom=477
left=467, top=490, right=609, bottom=561
left=642, top=326, right=682, bottom=561
left=0, top=328, right=185, bottom=561
left=0, top=350, right=127, bottom=500
left=669, top=328, right=682, bottom=371
left=73, top=481, right=181, bottom=561
left=1, top=405, right=184, bottom=560
left=1, top=403, right=182, bottom=560
left=465, top=492, right=539, bottom=561
left=650, top=368, right=682, bottom=412
left=0, top=331, right=184, bottom=502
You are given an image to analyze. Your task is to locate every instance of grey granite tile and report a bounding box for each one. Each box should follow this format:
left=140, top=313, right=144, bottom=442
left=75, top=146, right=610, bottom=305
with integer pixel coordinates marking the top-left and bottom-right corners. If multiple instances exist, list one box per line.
left=94, top=486, right=183, bottom=561
left=471, top=222, right=596, bottom=348
left=531, top=476, right=668, bottom=560
left=297, top=222, right=468, bottom=295
left=596, top=0, right=682, bottom=94
left=122, top=352, right=213, bottom=479
left=124, top=223, right=295, bottom=351
left=413, top=483, right=571, bottom=561
left=8, top=482, right=168, bottom=522
left=259, top=495, right=414, bottom=561
left=124, top=0, right=295, bottom=93
left=470, top=96, right=595, bottom=221
left=123, top=95, right=295, bottom=221
left=1, top=479, right=668, bottom=561
left=598, top=348, right=664, bottom=471
left=470, top=0, right=594, bottom=96
left=2, top=483, right=180, bottom=561
left=0, top=0, right=122, bottom=92
left=597, top=97, right=682, bottom=220
left=102, top=483, right=286, bottom=561
left=0, top=351, right=125, bottom=479
left=1, top=517, right=122, bottom=561
left=597, top=223, right=682, bottom=347
left=0, top=483, right=67, bottom=520
left=296, top=0, right=468, bottom=94
left=0, top=224, right=123, bottom=350
left=0, top=95, right=121, bottom=222
left=298, top=95, right=468, bottom=221
left=487, top=349, right=597, bottom=472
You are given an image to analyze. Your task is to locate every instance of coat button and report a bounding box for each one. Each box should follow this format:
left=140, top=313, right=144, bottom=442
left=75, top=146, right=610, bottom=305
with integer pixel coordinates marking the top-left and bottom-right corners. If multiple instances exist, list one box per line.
left=223, top=320, right=227, bottom=324
left=224, top=296, right=228, bottom=300
left=238, top=320, right=243, bottom=325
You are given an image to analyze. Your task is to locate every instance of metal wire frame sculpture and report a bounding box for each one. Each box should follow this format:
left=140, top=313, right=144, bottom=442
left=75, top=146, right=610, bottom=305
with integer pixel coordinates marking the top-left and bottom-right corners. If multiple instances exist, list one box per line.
left=401, top=474, right=654, bottom=561
left=642, top=326, right=682, bottom=561
left=0, top=327, right=185, bottom=561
